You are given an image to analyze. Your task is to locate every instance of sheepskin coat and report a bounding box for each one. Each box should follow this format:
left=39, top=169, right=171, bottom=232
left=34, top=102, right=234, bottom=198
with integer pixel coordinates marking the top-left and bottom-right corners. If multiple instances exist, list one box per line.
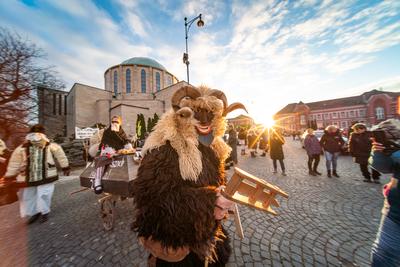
left=132, top=105, right=232, bottom=265
left=5, top=142, right=69, bottom=186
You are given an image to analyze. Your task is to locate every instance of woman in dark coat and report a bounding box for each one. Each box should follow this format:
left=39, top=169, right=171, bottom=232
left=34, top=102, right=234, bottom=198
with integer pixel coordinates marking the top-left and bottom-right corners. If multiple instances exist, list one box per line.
left=349, top=123, right=380, bottom=183
left=304, top=128, right=322, bottom=176
left=227, top=125, right=238, bottom=164
left=247, top=130, right=258, bottom=157
left=269, top=130, right=286, bottom=176
left=258, top=129, right=268, bottom=157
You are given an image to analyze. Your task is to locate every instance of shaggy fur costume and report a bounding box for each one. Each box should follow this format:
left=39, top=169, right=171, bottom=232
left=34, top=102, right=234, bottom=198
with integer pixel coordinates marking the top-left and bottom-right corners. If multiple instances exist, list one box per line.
left=132, top=86, right=233, bottom=266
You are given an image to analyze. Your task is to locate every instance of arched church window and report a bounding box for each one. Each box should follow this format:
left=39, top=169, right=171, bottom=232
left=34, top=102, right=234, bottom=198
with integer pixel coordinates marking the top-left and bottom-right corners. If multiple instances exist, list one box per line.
left=156, top=72, right=160, bottom=92
left=141, top=69, right=146, bottom=93
left=126, top=69, right=131, bottom=93
left=375, top=107, right=385, bottom=120
left=113, top=70, right=118, bottom=96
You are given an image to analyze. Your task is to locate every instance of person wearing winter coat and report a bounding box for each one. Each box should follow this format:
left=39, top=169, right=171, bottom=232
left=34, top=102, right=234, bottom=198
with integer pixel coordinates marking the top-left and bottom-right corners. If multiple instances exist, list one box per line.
left=0, top=139, right=11, bottom=177
left=320, top=125, right=345, bottom=178
left=247, top=129, right=258, bottom=157
left=258, top=129, right=268, bottom=157
left=304, top=128, right=322, bottom=176
left=349, top=123, right=380, bottom=183
left=227, top=125, right=238, bottom=164
left=269, top=129, right=286, bottom=176
left=5, top=124, right=70, bottom=224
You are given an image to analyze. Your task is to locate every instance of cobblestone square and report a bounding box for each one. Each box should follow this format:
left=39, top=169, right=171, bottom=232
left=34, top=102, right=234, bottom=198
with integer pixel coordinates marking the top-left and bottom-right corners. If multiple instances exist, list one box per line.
left=0, top=138, right=387, bottom=266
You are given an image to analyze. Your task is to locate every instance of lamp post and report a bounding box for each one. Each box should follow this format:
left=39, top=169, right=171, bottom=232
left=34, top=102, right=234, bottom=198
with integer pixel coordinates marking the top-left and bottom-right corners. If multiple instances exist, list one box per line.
left=183, top=14, right=204, bottom=84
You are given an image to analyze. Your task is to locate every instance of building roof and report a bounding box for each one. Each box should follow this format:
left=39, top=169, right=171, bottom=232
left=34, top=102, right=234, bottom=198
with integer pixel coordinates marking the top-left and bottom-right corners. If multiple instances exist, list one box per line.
left=275, top=89, right=400, bottom=115
left=121, top=57, right=166, bottom=71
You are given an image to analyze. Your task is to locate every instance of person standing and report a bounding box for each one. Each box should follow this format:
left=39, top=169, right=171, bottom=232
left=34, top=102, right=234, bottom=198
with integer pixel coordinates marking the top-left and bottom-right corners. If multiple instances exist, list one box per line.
left=0, top=139, right=11, bottom=177
left=227, top=125, right=238, bottom=165
left=304, top=128, right=322, bottom=176
left=247, top=129, right=258, bottom=158
left=5, top=124, right=70, bottom=224
left=320, top=125, right=344, bottom=178
left=269, top=129, right=286, bottom=176
left=349, top=123, right=380, bottom=183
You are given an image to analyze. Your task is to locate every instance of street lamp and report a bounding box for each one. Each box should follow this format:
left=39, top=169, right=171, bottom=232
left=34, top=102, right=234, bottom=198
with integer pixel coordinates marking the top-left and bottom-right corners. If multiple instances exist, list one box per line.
left=183, top=14, right=204, bottom=84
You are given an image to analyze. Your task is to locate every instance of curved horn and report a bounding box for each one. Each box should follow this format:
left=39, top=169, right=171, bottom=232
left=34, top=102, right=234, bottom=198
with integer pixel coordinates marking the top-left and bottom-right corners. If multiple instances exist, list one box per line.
left=171, top=86, right=201, bottom=110
left=223, top=102, right=248, bottom=116
left=208, top=89, right=228, bottom=110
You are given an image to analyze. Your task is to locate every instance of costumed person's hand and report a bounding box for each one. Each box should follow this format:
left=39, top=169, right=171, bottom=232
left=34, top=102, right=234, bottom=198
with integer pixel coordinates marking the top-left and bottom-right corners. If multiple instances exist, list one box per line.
left=214, top=186, right=234, bottom=220
left=62, top=167, right=71, bottom=176
left=139, top=237, right=190, bottom=262
left=371, top=138, right=385, bottom=152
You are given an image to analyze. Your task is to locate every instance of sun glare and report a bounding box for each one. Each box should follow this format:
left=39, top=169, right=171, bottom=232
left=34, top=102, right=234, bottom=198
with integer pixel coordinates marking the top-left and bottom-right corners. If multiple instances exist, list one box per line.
left=262, top=116, right=275, bottom=129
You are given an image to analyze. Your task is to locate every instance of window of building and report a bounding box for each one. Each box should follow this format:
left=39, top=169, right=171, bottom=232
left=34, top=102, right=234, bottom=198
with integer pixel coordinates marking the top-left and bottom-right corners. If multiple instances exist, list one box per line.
left=64, top=95, right=67, bottom=115
left=53, top=94, right=56, bottom=115
left=376, top=107, right=385, bottom=120
left=141, top=69, right=146, bottom=93
left=58, top=95, right=62, bottom=115
left=156, top=72, right=161, bottom=92
left=113, top=70, right=118, bottom=96
left=317, top=114, right=321, bottom=120
left=332, top=112, right=338, bottom=119
left=341, top=121, right=347, bottom=128
left=300, top=115, right=306, bottom=125
left=349, top=110, right=355, bottom=117
left=324, top=113, right=329, bottom=119
left=340, top=111, right=346, bottom=118
left=359, top=109, right=366, bottom=117
left=126, top=69, right=131, bottom=93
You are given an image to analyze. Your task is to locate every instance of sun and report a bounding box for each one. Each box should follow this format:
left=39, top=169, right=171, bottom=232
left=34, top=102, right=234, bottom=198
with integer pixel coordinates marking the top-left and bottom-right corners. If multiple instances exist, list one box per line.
left=262, top=116, right=276, bottom=129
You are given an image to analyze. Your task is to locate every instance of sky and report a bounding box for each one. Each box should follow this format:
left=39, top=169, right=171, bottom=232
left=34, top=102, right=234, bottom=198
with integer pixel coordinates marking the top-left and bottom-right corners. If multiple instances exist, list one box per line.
left=1, top=0, right=399, bottom=124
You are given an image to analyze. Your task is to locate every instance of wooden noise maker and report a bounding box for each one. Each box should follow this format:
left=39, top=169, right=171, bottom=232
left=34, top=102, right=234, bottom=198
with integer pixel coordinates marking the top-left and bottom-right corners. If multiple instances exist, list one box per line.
left=222, top=167, right=288, bottom=215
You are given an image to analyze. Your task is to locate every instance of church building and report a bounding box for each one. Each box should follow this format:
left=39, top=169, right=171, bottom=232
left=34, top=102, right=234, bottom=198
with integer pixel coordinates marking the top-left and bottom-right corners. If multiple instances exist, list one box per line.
left=38, top=57, right=188, bottom=138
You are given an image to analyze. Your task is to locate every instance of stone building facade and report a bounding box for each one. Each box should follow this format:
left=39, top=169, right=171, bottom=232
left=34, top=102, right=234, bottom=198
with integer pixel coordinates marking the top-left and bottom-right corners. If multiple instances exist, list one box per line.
left=275, top=89, right=400, bottom=132
left=37, top=86, right=68, bottom=138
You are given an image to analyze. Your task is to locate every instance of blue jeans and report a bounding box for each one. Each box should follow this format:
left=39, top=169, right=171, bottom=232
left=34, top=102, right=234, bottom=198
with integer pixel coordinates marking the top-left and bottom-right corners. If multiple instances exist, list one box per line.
left=324, top=151, right=340, bottom=171
left=371, top=214, right=400, bottom=266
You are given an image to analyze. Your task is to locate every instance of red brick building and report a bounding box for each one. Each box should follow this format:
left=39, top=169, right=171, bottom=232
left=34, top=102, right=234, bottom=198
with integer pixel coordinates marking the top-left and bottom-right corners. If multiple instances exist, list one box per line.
left=274, top=89, right=400, bottom=132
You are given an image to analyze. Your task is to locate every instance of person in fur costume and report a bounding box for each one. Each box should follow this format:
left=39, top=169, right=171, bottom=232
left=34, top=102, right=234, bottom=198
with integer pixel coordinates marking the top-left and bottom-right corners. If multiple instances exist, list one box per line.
left=131, top=85, right=247, bottom=266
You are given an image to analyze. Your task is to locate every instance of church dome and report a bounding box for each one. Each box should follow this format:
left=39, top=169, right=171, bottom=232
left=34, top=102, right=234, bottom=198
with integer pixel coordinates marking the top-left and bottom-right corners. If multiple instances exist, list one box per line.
left=121, top=57, right=166, bottom=71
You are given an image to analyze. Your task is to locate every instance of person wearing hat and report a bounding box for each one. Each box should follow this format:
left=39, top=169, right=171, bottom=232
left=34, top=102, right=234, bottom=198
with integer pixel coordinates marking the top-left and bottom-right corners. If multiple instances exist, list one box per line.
left=0, top=138, right=11, bottom=177
left=92, top=115, right=133, bottom=194
left=5, top=124, right=70, bottom=224
left=349, top=123, right=380, bottom=183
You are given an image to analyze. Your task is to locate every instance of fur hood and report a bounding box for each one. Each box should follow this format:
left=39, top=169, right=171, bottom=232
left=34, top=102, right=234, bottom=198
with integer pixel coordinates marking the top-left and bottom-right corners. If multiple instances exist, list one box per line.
left=142, top=107, right=231, bottom=182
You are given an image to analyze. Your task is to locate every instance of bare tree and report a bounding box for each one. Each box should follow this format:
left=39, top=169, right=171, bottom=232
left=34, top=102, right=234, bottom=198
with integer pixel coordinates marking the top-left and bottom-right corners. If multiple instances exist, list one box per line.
left=0, top=27, right=65, bottom=147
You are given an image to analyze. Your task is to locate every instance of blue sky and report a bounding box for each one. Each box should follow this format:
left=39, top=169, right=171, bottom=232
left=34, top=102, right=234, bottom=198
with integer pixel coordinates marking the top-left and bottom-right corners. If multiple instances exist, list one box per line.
left=1, top=0, right=399, bottom=123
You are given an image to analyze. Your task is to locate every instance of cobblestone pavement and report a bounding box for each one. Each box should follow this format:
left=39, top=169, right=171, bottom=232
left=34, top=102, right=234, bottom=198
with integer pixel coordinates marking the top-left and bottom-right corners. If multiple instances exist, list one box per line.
left=0, top=138, right=388, bottom=267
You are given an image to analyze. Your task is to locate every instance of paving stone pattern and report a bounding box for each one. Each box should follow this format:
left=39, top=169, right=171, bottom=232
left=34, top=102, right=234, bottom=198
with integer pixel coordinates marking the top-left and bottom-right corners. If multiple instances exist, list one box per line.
left=0, top=138, right=387, bottom=266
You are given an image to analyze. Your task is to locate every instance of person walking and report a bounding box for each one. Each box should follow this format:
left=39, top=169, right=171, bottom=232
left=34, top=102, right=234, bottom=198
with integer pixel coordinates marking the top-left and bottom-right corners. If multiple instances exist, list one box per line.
left=349, top=123, right=380, bottom=183
left=5, top=124, right=70, bottom=224
left=304, top=128, right=322, bottom=176
left=269, top=129, right=286, bottom=176
left=320, top=125, right=345, bottom=178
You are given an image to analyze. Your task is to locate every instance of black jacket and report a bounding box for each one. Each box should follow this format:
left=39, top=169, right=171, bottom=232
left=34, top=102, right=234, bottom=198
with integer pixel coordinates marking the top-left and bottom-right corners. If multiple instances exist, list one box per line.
left=269, top=133, right=285, bottom=160
left=99, top=127, right=130, bottom=151
left=349, top=131, right=373, bottom=164
left=320, top=130, right=344, bottom=153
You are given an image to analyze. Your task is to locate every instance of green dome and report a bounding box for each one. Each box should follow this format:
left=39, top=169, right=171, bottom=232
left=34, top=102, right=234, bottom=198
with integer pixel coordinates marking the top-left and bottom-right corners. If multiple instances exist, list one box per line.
left=121, top=57, right=166, bottom=71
